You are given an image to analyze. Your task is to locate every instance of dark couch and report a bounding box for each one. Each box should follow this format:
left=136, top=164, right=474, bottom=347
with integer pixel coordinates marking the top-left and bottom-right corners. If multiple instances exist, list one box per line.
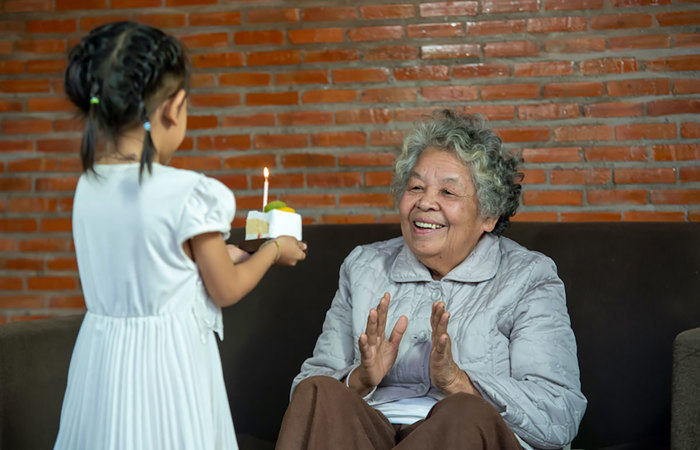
left=1, top=223, right=698, bottom=450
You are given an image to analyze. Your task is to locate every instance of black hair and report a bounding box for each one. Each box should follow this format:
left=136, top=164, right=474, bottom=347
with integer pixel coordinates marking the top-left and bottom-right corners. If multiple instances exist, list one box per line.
left=64, top=21, right=189, bottom=181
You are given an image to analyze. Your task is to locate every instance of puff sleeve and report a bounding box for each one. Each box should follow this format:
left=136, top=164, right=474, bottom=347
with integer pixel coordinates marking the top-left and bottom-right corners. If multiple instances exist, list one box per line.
left=177, top=175, right=235, bottom=245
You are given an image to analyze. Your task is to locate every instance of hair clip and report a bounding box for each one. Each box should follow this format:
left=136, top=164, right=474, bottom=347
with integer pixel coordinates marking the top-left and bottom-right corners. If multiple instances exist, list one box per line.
left=90, top=97, right=99, bottom=104
left=143, top=121, right=151, bottom=131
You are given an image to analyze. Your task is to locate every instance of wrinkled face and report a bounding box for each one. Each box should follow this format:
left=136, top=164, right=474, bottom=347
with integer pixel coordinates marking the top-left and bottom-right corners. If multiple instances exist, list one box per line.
left=399, top=147, right=497, bottom=279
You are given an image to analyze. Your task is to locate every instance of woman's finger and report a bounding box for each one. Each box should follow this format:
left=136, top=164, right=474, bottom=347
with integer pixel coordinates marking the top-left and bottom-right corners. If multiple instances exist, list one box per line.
left=376, top=293, right=389, bottom=342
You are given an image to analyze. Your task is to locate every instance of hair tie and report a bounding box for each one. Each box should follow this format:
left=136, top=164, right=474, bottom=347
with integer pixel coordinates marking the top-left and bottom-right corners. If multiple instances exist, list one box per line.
left=90, top=97, right=99, bottom=104
left=143, top=121, right=151, bottom=131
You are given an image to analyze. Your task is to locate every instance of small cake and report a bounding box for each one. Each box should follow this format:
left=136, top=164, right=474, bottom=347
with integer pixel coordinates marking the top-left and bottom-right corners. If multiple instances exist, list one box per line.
left=245, top=201, right=302, bottom=241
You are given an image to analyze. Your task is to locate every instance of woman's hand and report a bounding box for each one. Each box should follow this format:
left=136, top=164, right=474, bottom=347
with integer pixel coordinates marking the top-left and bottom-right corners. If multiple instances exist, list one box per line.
left=430, top=301, right=479, bottom=396
left=226, top=244, right=251, bottom=264
left=348, top=293, right=407, bottom=397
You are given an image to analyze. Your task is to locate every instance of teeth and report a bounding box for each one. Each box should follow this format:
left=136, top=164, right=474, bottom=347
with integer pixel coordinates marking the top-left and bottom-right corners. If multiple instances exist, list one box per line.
left=414, top=221, right=444, bottom=230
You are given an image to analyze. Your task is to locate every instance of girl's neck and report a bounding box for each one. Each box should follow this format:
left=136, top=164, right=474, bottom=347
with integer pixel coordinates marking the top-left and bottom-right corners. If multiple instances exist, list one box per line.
left=98, top=130, right=150, bottom=164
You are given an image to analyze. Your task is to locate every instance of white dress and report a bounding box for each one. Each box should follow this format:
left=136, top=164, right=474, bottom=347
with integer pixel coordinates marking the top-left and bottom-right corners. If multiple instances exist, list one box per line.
left=54, top=163, right=238, bottom=450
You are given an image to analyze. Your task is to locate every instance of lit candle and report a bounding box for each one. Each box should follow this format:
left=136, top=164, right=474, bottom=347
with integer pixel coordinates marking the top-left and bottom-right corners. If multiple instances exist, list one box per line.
left=262, top=167, right=269, bottom=209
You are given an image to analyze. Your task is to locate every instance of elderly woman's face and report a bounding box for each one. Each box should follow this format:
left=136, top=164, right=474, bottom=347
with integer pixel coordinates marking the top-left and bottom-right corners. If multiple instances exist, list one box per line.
left=399, top=147, right=497, bottom=279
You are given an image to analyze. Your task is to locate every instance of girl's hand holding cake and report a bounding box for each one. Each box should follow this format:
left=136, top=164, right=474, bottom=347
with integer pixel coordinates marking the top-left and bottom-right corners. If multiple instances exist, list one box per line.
left=261, top=236, right=307, bottom=266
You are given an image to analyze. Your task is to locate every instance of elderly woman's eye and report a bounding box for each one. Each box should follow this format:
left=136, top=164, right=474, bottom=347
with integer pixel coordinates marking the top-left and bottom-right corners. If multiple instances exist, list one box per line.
left=442, top=189, right=456, bottom=196
left=408, top=185, right=423, bottom=192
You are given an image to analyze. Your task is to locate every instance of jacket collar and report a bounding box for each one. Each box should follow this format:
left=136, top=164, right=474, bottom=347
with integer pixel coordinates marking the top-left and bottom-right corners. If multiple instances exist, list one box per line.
left=390, top=233, right=501, bottom=283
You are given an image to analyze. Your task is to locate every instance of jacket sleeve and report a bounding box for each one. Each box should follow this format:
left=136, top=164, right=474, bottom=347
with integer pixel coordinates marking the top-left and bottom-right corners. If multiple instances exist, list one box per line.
left=290, top=246, right=362, bottom=399
left=468, top=256, right=587, bottom=449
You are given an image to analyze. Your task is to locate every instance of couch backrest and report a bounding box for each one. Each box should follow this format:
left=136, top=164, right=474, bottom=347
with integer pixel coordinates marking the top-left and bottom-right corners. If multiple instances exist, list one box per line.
left=222, top=222, right=700, bottom=448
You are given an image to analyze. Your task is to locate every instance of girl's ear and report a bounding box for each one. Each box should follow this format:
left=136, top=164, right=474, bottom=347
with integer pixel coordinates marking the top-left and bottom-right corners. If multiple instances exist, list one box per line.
left=160, top=89, right=187, bottom=127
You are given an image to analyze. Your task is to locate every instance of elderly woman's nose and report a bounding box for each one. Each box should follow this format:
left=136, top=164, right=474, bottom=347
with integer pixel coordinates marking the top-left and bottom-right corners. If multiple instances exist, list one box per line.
left=416, top=189, right=439, bottom=209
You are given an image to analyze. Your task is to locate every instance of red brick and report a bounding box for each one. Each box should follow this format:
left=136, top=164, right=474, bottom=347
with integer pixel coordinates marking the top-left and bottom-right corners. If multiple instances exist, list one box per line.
left=281, top=154, right=335, bottom=168
left=364, top=46, right=419, bottom=61
left=588, top=189, right=647, bottom=205
left=0, top=20, right=24, bottom=33
left=8, top=158, right=59, bottom=172
left=278, top=111, right=333, bottom=126
left=463, top=105, right=516, bottom=120
left=112, top=0, right=159, bottom=6
left=681, top=122, right=700, bottom=139
left=0, top=239, right=14, bottom=251
left=657, top=11, right=700, bottom=27
left=546, top=37, right=605, bottom=53
left=189, top=93, right=240, bottom=108
left=394, top=107, right=446, bottom=122
left=0, top=219, right=38, bottom=233
left=583, top=102, right=643, bottom=118
left=0, top=42, right=10, bottom=54
left=333, top=68, right=389, bottom=84
left=308, top=172, right=363, bottom=188
left=521, top=169, right=547, bottom=184
left=544, top=82, right=604, bottom=98
left=312, top=132, right=367, bottom=147
left=36, top=138, right=80, bottom=153
left=648, top=99, right=700, bottom=117
left=2, top=119, right=52, bottom=134
left=4, top=0, right=51, bottom=12
left=650, top=189, right=700, bottom=204
left=212, top=175, right=247, bottom=191
left=691, top=210, right=700, bottom=222
left=518, top=103, right=579, bottom=120
left=606, top=79, right=670, bottom=97
left=303, top=89, right=357, bottom=103
left=8, top=197, right=58, bottom=213
left=523, top=190, right=583, bottom=205
left=275, top=70, right=328, bottom=85
left=612, top=0, right=670, bottom=5
left=514, top=61, right=574, bottom=77
left=609, top=35, right=670, bottom=50
left=0, top=178, right=32, bottom=192
left=0, top=100, right=22, bottom=112
left=361, top=4, right=415, bottom=19
left=0, top=257, right=43, bottom=270
left=339, top=153, right=396, bottom=167
left=26, top=59, right=66, bottom=74
left=590, top=14, right=652, bottom=29
left=219, top=72, right=270, bottom=86
left=247, top=8, right=299, bottom=24
left=53, top=118, right=81, bottom=132
left=180, top=33, right=228, bottom=49
left=0, top=296, right=44, bottom=308
left=675, top=33, right=700, bottom=48
left=335, top=109, right=392, bottom=125
left=35, top=176, right=79, bottom=191
left=320, top=214, right=376, bottom=225
left=222, top=113, right=275, bottom=128
left=614, top=168, right=676, bottom=184
left=302, top=6, right=356, bottom=21
left=646, top=55, right=700, bottom=72
left=170, top=156, right=221, bottom=171
left=248, top=50, right=302, bottom=66
left=408, top=23, right=465, bottom=39
left=511, top=211, right=559, bottom=222
left=49, top=295, right=85, bottom=309
left=223, top=155, right=276, bottom=170
left=192, top=53, right=244, bottom=68
left=422, top=85, right=478, bottom=101
left=394, top=65, right=449, bottom=81
left=348, top=26, right=403, bottom=42
left=288, top=28, right=344, bottom=44
left=0, top=79, right=50, bottom=93
left=481, top=84, right=539, bottom=100
left=652, top=144, right=699, bottom=161
left=561, top=212, right=622, bottom=222
left=616, top=123, right=677, bottom=140
left=466, top=20, right=525, bottom=35
left=27, top=276, right=76, bottom=290
left=339, top=193, right=394, bottom=207
left=282, top=194, right=336, bottom=209
left=453, top=63, right=509, bottom=78
left=527, top=17, right=586, bottom=33
left=483, top=41, right=539, bottom=58
left=137, top=14, right=186, bottom=29
left=189, top=12, right=242, bottom=26
left=370, top=130, right=406, bottom=147
left=254, top=134, right=307, bottom=149
left=362, top=88, right=417, bottom=103
left=234, top=30, right=284, bottom=46
left=624, top=211, right=686, bottom=222
left=41, top=218, right=72, bottom=233
left=554, top=125, right=614, bottom=141
left=550, top=168, right=610, bottom=185
left=680, top=167, right=700, bottom=182
left=579, top=58, right=638, bottom=74
left=252, top=173, right=305, bottom=190
left=366, top=171, right=393, bottom=187
left=15, top=39, right=66, bottom=54
left=419, top=2, right=478, bottom=16
left=187, top=115, right=218, bottom=130
left=421, top=44, right=479, bottom=59
left=166, top=0, right=216, bottom=6
left=79, top=15, right=130, bottom=31
left=305, top=49, right=359, bottom=63
left=494, top=127, right=550, bottom=143
left=0, top=60, right=24, bottom=74
left=246, top=92, right=298, bottom=106
left=523, top=147, right=583, bottom=163
left=483, top=0, right=539, bottom=13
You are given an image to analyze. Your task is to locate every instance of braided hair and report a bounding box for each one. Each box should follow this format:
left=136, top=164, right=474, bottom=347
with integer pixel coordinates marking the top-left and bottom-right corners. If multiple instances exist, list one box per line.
left=65, top=21, right=189, bottom=180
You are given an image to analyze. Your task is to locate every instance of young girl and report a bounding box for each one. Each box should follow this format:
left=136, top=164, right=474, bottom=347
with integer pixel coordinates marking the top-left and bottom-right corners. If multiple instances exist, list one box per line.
left=54, top=22, right=307, bottom=449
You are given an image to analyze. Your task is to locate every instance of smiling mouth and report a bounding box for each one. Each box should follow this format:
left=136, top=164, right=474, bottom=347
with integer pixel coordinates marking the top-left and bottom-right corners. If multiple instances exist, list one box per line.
left=414, top=221, right=445, bottom=230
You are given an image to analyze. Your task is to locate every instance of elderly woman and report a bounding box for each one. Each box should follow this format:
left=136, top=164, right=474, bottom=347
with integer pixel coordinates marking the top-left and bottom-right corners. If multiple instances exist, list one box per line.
left=276, top=110, right=587, bottom=450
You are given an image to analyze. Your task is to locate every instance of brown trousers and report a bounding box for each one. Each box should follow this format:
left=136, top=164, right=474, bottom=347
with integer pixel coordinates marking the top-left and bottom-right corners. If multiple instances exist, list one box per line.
left=276, top=376, right=523, bottom=450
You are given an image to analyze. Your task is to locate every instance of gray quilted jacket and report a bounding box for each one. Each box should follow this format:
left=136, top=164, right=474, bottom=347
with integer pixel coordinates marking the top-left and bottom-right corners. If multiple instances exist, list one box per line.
left=292, top=233, right=587, bottom=449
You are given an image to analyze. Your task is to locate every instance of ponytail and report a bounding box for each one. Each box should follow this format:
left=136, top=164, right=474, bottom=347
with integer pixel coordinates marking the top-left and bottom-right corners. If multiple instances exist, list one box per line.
left=139, top=112, right=156, bottom=183
left=81, top=104, right=98, bottom=173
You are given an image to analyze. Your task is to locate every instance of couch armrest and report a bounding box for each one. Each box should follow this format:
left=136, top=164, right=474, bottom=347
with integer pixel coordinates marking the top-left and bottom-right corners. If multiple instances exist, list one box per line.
left=671, top=327, right=700, bottom=450
left=0, top=315, right=83, bottom=450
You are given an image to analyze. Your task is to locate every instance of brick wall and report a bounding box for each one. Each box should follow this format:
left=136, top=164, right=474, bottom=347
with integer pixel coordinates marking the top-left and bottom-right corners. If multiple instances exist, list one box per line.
left=1, top=0, right=699, bottom=322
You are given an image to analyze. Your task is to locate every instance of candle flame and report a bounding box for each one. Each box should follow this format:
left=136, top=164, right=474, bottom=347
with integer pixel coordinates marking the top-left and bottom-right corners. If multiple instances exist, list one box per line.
left=263, top=167, right=269, bottom=179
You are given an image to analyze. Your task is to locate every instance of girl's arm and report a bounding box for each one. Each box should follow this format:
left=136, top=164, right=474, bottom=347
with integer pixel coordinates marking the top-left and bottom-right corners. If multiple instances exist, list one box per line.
left=190, top=232, right=306, bottom=307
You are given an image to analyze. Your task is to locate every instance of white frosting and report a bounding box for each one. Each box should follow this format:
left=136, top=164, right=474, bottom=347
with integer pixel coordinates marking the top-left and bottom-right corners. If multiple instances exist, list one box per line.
left=245, top=209, right=302, bottom=240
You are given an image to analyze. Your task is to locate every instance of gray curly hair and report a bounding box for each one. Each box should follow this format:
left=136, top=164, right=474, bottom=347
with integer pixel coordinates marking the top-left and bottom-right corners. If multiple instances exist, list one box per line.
left=391, top=109, right=522, bottom=235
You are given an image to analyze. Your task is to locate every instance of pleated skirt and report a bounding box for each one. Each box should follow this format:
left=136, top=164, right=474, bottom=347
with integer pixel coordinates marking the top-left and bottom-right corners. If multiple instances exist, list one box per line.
left=54, top=310, right=238, bottom=450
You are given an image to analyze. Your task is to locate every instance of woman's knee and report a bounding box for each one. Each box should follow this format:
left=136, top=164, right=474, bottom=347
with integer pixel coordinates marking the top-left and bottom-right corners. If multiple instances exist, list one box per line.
left=430, top=393, right=501, bottom=424
left=292, top=376, right=345, bottom=402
